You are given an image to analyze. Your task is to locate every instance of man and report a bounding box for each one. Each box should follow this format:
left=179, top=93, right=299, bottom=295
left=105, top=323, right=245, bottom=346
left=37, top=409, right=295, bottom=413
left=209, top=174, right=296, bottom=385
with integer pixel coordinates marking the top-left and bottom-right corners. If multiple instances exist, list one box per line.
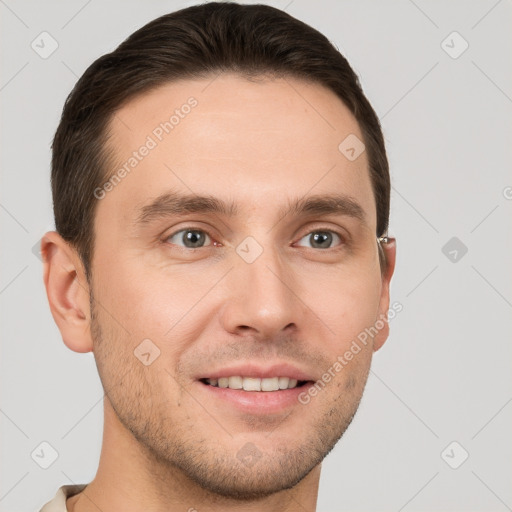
left=40, top=2, right=396, bottom=511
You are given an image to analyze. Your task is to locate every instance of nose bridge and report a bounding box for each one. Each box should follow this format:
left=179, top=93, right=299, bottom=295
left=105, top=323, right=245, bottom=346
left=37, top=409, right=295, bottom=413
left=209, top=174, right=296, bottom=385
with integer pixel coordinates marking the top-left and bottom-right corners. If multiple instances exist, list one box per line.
left=223, top=234, right=301, bottom=335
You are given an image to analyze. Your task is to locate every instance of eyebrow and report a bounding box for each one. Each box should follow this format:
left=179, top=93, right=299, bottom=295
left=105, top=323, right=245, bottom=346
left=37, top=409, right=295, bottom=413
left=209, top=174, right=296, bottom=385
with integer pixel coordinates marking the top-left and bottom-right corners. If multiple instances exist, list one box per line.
left=134, top=190, right=367, bottom=227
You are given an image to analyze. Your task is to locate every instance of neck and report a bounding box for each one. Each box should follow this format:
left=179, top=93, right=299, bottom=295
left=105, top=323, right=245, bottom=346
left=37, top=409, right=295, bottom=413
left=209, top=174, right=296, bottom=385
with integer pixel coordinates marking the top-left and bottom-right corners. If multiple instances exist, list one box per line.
left=67, top=400, right=321, bottom=512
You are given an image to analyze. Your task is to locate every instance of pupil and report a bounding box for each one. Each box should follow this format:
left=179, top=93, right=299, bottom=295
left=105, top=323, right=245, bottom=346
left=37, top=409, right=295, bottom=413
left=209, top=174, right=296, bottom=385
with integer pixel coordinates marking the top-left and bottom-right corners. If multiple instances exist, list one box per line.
left=311, top=232, right=331, bottom=249
left=184, top=230, right=205, bottom=248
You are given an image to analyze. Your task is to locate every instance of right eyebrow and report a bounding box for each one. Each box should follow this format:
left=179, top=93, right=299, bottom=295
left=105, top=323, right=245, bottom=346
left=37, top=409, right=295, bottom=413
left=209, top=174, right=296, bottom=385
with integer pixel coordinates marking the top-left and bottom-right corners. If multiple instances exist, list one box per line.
left=134, top=191, right=239, bottom=226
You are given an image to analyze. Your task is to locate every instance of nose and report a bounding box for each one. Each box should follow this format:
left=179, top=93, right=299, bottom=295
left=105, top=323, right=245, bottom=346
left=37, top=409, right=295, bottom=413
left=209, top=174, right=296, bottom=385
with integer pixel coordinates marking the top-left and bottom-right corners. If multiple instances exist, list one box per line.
left=219, top=242, right=305, bottom=339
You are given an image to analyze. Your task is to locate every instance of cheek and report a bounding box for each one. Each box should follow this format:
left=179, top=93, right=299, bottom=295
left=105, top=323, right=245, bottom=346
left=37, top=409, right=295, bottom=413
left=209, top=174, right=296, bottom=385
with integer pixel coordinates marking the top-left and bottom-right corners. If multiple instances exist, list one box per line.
left=298, top=264, right=382, bottom=347
left=93, top=259, right=217, bottom=366
left=93, top=241, right=382, bottom=356
left=93, top=261, right=179, bottom=337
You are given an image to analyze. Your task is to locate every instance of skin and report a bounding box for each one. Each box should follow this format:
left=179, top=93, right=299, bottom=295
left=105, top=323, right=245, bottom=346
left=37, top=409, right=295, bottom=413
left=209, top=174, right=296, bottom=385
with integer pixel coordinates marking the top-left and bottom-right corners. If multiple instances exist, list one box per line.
left=42, top=73, right=396, bottom=512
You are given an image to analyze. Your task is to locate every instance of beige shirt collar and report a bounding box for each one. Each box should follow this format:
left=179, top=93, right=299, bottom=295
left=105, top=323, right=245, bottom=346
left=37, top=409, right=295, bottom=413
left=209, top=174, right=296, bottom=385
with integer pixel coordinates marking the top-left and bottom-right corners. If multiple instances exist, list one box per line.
left=40, top=484, right=87, bottom=512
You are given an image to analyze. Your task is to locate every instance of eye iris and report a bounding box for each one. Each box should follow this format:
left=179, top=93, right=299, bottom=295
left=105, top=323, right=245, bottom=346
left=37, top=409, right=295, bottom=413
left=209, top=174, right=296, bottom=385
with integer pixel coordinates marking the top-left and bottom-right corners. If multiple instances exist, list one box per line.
left=311, top=232, right=332, bottom=249
left=183, top=230, right=205, bottom=248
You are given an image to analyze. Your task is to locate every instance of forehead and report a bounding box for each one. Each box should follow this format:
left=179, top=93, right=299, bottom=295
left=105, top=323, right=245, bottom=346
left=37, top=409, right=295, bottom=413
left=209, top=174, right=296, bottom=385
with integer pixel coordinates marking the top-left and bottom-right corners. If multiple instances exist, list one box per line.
left=100, top=73, right=376, bottom=230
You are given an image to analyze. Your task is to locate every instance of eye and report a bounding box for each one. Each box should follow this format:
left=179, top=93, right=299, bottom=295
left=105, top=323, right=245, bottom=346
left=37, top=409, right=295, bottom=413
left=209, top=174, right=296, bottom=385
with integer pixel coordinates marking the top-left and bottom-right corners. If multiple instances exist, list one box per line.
left=166, top=228, right=213, bottom=249
left=295, top=229, right=344, bottom=250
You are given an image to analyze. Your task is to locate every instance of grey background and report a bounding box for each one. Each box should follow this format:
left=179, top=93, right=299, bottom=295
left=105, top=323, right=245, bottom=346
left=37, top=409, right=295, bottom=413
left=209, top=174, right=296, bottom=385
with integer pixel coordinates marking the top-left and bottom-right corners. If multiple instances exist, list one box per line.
left=1, top=0, right=511, bottom=510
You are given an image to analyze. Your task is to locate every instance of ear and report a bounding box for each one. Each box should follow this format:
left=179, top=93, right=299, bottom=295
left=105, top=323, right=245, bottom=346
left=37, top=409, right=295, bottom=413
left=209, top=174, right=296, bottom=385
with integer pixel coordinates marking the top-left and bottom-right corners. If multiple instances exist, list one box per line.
left=41, top=231, right=93, bottom=353
left=373, top=238, right=396, bottom=352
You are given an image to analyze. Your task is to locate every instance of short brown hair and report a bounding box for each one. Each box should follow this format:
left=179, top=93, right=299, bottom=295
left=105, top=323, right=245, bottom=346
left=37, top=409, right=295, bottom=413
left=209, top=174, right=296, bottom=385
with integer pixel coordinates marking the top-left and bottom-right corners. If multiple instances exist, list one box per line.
left=51, top=1, right=390, bottom=280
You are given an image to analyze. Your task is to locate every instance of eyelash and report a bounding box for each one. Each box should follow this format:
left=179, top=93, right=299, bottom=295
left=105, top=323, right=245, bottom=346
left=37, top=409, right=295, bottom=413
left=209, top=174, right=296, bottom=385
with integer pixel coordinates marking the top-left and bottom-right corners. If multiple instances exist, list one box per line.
left=163, top=226, right=347, bottom=251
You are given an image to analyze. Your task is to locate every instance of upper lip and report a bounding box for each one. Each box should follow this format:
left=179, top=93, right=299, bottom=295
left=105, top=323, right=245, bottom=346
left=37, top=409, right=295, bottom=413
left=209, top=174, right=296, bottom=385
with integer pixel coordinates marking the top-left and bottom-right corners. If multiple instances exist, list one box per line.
left=197, top=363, right=316, bottom=382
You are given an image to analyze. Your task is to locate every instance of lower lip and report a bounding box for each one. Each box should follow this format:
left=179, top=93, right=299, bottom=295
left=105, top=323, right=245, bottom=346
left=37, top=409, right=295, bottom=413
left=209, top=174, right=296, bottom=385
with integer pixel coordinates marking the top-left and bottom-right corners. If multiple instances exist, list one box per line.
left=198, top=381, right=314, bottom=415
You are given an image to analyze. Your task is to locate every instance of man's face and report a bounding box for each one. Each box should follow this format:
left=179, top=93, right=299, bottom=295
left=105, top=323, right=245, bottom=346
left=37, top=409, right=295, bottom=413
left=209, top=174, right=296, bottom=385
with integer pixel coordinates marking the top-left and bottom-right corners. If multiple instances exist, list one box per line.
left=89, top=74, right=390, bottom=498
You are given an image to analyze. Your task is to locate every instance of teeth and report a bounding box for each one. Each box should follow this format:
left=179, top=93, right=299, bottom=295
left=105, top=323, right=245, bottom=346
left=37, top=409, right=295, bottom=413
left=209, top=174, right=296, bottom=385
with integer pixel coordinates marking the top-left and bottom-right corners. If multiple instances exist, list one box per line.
left=205, top=376, right=303, bottom=391
left=228, top=376, right=243, bottom=389
left=261, top=377, right=279, bottom=391
left=243, top=377, right=261, bottom=391
left=278, top=377, right=289, bottom=389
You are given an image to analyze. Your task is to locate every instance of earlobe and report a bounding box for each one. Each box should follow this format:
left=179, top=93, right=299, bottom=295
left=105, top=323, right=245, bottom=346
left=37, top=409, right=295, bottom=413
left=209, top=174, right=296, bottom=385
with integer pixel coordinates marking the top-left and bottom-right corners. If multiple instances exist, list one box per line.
left=373, top=238, right=397, bottom=352
left=41, top=231, right=93, bottom=353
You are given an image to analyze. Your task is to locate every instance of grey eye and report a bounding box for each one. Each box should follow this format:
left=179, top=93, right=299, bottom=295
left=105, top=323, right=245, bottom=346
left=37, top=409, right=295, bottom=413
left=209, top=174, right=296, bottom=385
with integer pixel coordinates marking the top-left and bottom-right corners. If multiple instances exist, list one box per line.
left=167, top=229, right=211, bottom=248
left=296, top=230, right=342, bottom=249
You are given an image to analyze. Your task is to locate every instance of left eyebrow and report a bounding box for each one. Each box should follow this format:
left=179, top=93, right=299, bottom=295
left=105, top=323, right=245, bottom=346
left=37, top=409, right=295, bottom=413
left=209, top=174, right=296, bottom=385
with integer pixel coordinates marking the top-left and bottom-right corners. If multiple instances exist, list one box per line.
left=279, top=193, right=367, bottom=226
left=133, top=190, right=368, bottom=227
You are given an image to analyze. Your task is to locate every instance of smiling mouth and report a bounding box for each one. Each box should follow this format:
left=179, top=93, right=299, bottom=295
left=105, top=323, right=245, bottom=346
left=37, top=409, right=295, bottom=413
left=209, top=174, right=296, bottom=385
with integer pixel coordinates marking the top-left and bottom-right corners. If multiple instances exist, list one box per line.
left=199, top=376, right=312, bottom=391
